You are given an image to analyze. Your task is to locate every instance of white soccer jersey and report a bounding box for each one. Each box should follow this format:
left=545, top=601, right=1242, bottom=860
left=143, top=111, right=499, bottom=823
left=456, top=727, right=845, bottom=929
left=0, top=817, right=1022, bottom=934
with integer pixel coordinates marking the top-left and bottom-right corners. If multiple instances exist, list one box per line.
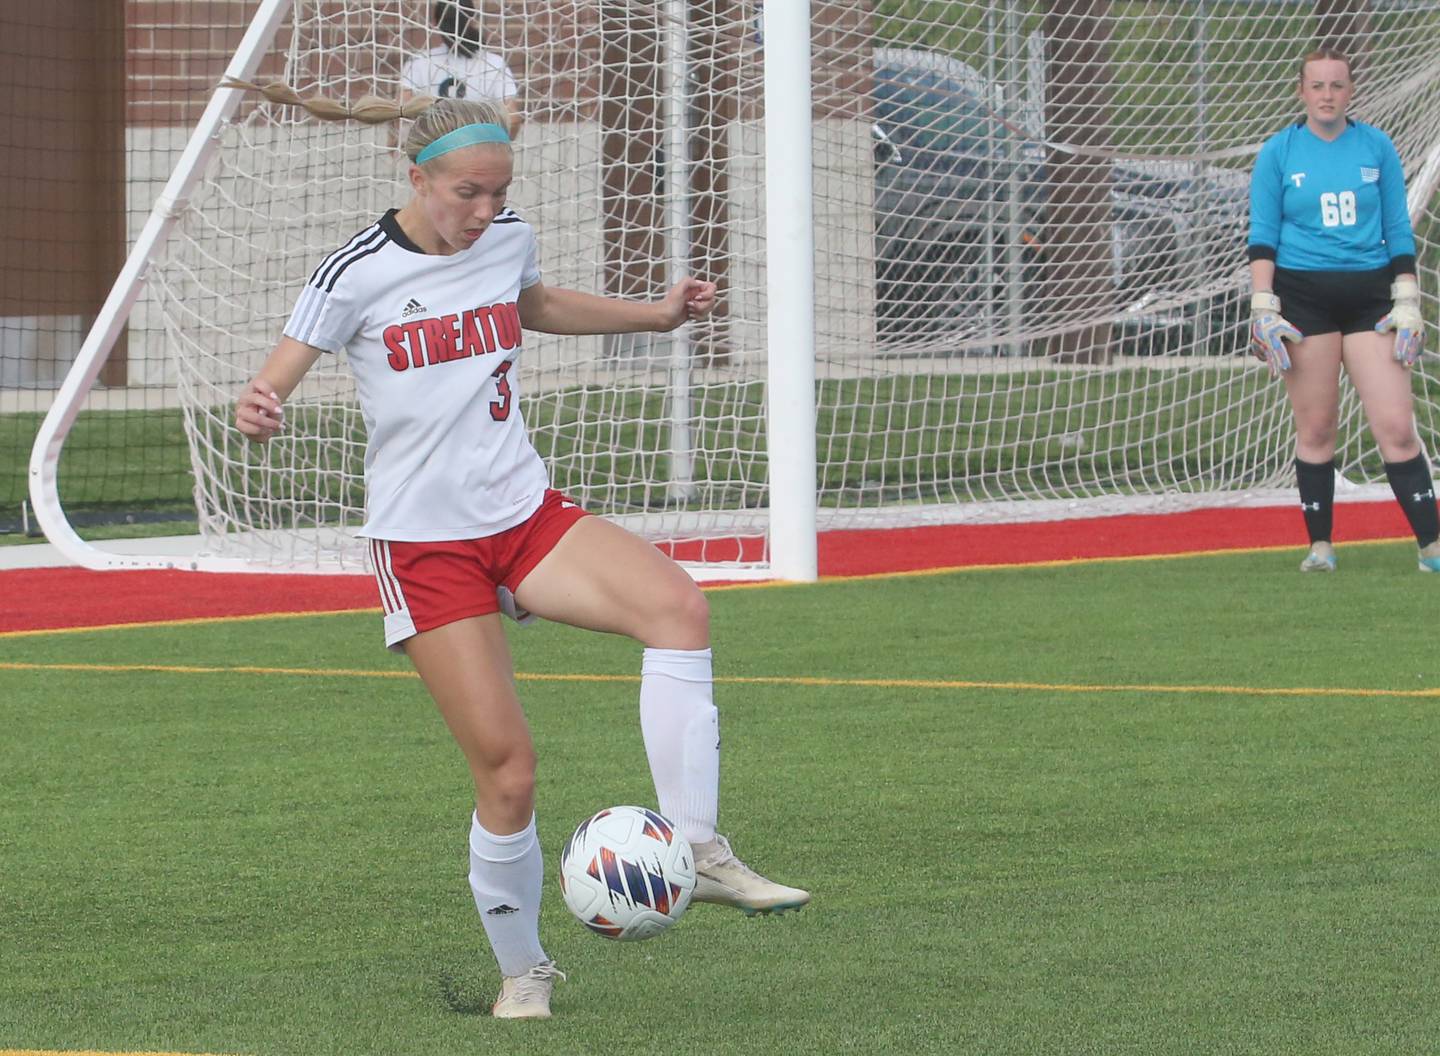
left=399, top=45, right=519, bottom=103
left=284, top=208, right=549, bottom=541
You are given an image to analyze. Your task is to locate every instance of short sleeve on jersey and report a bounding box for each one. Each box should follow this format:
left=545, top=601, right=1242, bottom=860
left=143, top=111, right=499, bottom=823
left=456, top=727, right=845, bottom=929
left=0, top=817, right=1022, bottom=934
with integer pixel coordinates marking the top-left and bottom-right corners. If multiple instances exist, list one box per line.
left=284, top=283, right=358, bottom=354
left=398, top=54, right=426, bottom=93
left=283, top=225, right=389, bottom=353
left=491, top=55, right=520, bottom=100
left=521, top=232, right=541, bottom=289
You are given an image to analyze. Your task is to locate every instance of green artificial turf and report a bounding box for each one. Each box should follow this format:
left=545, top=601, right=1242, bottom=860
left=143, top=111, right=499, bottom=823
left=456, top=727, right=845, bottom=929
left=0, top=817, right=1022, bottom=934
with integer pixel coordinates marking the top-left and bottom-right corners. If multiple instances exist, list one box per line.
left=2, top=546, right=1439, bottom=1054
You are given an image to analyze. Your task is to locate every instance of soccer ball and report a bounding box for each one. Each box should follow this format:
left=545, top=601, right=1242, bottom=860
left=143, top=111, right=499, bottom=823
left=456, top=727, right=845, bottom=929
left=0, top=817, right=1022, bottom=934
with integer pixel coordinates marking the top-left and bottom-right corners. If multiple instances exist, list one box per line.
left=558, top=805, right=696, bottom=941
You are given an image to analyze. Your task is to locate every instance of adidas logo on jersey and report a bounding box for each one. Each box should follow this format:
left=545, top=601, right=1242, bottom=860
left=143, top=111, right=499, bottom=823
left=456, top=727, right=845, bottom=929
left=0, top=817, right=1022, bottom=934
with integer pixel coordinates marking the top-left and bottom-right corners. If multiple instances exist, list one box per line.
left=401, top=297, right=428, bottom=318
left=1361, top=166, right=1380, bottom=183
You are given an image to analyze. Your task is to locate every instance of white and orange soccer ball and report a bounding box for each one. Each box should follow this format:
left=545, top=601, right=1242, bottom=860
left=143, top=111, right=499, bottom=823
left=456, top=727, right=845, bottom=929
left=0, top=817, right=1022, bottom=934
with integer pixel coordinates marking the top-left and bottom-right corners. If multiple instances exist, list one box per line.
left=558, top=806, right=696, bottom=941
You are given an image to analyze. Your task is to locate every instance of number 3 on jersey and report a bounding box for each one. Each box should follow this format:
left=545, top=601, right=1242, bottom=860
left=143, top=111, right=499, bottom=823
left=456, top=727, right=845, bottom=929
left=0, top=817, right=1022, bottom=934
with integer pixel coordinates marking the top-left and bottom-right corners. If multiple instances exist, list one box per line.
left=1320, top=191, right=1357, bottom=227
left=489, top=359, right=515, bottom=421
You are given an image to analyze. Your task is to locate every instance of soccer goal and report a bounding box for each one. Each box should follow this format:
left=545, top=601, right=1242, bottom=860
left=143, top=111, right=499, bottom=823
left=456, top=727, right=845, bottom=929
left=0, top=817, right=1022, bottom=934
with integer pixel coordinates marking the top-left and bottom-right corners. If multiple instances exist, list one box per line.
left=27, top=0, right=1440, bottom=580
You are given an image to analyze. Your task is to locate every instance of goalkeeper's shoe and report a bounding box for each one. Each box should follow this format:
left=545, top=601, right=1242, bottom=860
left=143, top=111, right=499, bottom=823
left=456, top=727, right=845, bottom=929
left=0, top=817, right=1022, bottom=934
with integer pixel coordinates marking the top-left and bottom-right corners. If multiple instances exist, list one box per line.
left=1299, top=541, right=1337, bottom=572
left=492, top=960, right=565, bottom=1020
left=1419, top=540, right=1440, bottom=573
left=692, top=834, right=810, bottom=916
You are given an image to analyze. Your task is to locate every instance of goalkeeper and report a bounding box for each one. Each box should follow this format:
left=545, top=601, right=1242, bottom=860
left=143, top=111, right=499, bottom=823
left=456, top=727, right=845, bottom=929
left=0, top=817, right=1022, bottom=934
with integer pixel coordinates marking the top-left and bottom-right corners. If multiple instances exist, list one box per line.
left=1248, top=47, right=1438, bottom=573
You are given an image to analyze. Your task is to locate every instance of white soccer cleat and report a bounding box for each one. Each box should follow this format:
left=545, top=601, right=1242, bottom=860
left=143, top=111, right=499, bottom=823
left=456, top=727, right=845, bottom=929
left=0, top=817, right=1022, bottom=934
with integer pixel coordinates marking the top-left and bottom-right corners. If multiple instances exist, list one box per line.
left=1419, top=540, right=1440, bottom=573
left=1299, top=541, right=1336, bottom=572
left=492, top=960, right=565, bottom=1020
left=692, top=834, right=810, bottom=916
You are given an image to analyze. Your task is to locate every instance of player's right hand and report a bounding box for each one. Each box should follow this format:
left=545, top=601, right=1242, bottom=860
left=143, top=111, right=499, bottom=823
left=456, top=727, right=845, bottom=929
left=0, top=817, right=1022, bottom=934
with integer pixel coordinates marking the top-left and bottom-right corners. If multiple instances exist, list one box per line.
left=1250, top=291, right=1302, bottom=377
left=235, top=378, right=285, bottom=442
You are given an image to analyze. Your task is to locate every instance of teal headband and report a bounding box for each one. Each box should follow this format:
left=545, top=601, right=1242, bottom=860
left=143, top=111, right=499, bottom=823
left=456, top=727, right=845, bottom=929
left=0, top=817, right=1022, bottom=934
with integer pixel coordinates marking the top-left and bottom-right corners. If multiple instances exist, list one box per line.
left=415, top=122, right=511, bottom=164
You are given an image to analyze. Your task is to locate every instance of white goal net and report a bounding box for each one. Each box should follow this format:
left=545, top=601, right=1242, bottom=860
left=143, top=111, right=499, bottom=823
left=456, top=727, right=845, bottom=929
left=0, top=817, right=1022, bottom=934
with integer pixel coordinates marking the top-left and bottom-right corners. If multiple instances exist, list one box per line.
left=33, top=0, right=1440, bottom=574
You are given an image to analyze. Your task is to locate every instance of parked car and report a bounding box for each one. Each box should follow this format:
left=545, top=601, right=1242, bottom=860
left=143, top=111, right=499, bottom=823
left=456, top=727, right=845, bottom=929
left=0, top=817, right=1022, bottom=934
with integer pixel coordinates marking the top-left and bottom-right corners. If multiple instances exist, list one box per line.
left=871, top=47, right=1249, bottom=354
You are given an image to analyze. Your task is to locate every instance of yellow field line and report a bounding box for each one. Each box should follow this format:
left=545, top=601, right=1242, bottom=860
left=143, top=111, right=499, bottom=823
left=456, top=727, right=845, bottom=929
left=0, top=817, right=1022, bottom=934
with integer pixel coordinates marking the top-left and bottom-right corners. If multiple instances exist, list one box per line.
left=0, top=534, right=1414, bottom=640
left=0, top=1051, right=234, bottom=1056
left=0, top=607, right=382, bottom=640
left=0, top=660, right=1435, bottom=700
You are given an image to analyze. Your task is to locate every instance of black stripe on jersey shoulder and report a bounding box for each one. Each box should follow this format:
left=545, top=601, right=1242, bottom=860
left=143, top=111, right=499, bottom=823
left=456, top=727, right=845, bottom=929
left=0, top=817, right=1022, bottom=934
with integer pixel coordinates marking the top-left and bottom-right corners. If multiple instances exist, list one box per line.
left=308, top=221, right=391, bottom=293
left=491, top=207, right=527, bottom=226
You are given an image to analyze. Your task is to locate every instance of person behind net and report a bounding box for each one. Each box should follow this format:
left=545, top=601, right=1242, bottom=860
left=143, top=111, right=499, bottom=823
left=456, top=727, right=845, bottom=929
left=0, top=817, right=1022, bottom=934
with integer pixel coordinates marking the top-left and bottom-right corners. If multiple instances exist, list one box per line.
left=231, top=87, right=810, bottom=1020
left=1248, top=47, right=1438, bottom=573
left=399, top=0, right=523, bottom=139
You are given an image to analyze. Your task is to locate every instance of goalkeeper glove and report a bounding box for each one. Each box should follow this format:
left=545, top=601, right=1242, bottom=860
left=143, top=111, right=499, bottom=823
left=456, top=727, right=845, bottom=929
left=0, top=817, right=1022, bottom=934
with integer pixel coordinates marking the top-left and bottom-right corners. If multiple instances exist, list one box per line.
left=1250, top=291, right=1302, bottom=377
left=1376, top=277, right=1424, bottom=367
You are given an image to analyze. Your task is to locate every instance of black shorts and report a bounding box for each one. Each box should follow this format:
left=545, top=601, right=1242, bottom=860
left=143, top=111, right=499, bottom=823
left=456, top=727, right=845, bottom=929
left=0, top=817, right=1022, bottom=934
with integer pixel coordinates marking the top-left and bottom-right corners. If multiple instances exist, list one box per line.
left=1272, top=266, right=1393, bottom=337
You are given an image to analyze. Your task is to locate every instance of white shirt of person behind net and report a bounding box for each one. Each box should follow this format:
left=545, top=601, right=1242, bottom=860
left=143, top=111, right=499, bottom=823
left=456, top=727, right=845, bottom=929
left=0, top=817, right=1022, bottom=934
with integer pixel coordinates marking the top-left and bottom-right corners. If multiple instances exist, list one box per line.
left=399, top=45, right=519, bottom=103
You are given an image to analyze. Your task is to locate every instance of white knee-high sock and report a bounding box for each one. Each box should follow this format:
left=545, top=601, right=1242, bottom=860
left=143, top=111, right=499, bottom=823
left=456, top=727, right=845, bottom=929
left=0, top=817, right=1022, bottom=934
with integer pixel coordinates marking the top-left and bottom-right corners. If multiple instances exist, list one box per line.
left=639, top=647, right=719, bottom=844
left=468, top=813, right=548, bottom=977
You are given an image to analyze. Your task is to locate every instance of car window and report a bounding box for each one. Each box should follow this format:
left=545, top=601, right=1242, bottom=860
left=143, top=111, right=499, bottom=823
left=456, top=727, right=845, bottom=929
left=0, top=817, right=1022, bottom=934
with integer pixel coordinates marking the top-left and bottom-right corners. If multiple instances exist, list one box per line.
left=873, top=65, right=1007, bottom=157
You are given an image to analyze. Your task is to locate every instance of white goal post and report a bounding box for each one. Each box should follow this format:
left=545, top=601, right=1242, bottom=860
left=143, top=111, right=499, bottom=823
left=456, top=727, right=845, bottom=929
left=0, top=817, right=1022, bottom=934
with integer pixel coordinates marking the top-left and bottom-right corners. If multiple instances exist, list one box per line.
left=28, top=0, right=297, bottom=575
left=28, top=0, right=1440, bottom=579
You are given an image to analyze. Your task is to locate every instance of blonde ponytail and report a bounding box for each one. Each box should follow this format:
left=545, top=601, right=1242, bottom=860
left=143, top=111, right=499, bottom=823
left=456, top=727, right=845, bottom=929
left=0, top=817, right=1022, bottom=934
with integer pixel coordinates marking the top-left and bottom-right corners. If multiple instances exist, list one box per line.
left=221, top=78, right=432, bottom=124
left=222, top=78, right=512, bottom=163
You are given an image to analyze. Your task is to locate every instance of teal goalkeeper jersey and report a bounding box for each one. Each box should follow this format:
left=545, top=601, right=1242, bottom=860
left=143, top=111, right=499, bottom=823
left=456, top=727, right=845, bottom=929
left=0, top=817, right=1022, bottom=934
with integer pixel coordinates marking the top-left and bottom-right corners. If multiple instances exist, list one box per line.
left=1248, top=119, right=1415, bottom=272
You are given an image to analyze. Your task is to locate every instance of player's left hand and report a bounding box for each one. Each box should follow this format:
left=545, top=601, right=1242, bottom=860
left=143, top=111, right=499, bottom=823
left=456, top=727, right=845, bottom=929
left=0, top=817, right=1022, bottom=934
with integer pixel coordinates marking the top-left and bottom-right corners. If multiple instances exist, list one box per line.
left=1376, top=277, right=1424, bottom=367
left=657, top=276, right=718, bottom=330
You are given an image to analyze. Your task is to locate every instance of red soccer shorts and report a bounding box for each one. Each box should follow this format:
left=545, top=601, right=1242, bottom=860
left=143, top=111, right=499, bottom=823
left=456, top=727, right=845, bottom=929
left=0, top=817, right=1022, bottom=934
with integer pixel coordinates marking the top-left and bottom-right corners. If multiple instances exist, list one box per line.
left=367, top=489, right=588, bottom=649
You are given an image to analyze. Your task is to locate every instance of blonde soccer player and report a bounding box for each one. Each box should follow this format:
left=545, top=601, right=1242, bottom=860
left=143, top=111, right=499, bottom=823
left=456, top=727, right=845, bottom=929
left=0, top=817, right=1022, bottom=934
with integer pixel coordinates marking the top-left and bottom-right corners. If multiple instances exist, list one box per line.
left=1247, top=47, right=1437, bottom=572
left=233, top=88, right=809, bottom=1020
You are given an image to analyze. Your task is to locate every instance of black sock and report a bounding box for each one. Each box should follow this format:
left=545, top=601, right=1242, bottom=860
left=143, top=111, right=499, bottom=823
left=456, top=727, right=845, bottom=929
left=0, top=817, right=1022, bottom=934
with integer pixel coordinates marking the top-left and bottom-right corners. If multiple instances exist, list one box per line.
left=1383, top=454, right=1439, bottom=548
left=1295, top=458, right=1335, bottom=544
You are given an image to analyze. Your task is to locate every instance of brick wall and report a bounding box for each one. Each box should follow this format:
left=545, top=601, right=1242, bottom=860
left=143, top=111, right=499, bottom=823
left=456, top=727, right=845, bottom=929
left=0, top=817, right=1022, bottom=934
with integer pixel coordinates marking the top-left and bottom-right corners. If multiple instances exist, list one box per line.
left=123, top=1, right=872, bottom=126
left=127, top=0, right=256, bottom=126
left=123, top=0, right=610, bottom=126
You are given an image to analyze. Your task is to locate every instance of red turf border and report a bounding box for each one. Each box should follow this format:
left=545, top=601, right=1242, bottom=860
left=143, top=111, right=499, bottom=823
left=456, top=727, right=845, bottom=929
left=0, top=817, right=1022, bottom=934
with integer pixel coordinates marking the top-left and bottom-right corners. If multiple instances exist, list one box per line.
left=0, top=500, right=1411, bottom=635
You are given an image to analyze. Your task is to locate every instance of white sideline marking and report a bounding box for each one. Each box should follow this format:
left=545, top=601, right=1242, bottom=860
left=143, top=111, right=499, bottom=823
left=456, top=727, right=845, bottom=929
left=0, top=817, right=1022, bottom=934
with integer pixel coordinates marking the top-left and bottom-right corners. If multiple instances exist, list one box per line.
left=0, top=534, right=207, bottom=570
